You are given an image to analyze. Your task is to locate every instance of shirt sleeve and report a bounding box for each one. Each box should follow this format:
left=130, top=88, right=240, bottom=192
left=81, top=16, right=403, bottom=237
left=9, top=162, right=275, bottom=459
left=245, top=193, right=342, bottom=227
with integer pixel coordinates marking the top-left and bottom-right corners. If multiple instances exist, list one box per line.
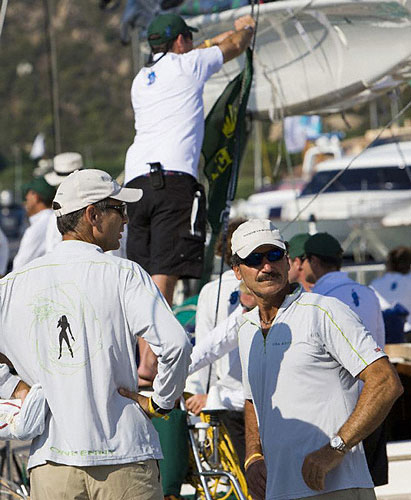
left=187, top=283, right=218, bottom=393
left=124, top=265, right=192, bottom=409
left=182, top=46, right=224, bottom=84
left=189, top=306, right=241, bottom=375
left=316, top=297, right=387, bottom=378
left=0, top=364, right=21, bottom=399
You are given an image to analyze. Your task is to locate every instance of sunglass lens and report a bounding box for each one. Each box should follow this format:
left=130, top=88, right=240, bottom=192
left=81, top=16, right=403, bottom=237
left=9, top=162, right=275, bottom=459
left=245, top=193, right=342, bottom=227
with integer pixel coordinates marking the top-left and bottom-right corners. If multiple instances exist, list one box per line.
left=267, top=249, right=285, bottom=262
left=243, top=253, right=263, bottom=267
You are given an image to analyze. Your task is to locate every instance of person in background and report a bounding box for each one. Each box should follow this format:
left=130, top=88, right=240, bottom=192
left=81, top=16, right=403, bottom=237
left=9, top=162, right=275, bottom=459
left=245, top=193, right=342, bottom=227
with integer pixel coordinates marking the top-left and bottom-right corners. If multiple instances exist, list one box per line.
left=302, top=232, right=388, bottom=486
left=370, top=246, right=411, bottom=336
left=287, top=232, right=312, bottom=291
left=12, top=176, right=56, bottom=270
left=44, top=152, right=84, bottom=253
left=0, top=226, right=9, bottom=276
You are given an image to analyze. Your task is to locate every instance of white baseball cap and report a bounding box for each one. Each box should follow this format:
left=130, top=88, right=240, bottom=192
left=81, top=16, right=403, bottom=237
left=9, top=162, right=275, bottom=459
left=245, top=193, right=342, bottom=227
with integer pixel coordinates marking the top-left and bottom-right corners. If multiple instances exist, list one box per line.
left=53, top=169, right=143, bottom=217
left=231, top=219, right=286, bottom=259
left=45, top=152, right=84, bottom=187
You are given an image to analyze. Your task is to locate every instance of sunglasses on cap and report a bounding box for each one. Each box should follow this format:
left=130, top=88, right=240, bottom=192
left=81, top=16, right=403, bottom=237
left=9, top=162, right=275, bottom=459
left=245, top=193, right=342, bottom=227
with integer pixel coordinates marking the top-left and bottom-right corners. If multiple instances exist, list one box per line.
left=241, top=248, right=286, bottom=267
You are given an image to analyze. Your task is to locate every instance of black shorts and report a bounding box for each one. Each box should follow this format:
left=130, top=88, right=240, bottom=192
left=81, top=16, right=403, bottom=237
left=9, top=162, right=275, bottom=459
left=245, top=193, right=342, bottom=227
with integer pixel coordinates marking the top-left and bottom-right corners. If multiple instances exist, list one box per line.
left=126, top=173, right=206, bottom=279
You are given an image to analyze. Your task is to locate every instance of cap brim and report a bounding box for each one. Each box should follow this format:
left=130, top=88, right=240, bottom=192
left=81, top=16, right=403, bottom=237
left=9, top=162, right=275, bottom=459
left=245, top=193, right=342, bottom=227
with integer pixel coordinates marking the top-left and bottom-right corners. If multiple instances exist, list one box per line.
left=112, top=186, right=143, bottom=203
left=237, top=240, right=286, bottom=259
left=188, top=25, right=198, bottom=32
left=44, top=171, right=68, bottom=187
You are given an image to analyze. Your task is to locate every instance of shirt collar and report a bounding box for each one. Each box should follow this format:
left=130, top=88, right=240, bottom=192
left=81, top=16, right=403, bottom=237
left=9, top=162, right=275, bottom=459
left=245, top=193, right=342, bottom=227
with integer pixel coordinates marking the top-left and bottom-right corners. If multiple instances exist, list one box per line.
left=313, top=271, right=349, bottom=293
left=28, top=208, right=52, bottom=225
left=243, top=283, right=304, bottom=327
left=54, top=240, right=104, bottom=254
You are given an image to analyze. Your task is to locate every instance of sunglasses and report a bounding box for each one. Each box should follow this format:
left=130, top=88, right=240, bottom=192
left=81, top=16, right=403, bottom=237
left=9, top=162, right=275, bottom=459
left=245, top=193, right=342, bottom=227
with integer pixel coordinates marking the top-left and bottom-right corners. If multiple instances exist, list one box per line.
left=241, top=248, right=286, bottom=267
left=183, top=31, right=193, bottom=41
left=105, top=202, right=127, bottom=218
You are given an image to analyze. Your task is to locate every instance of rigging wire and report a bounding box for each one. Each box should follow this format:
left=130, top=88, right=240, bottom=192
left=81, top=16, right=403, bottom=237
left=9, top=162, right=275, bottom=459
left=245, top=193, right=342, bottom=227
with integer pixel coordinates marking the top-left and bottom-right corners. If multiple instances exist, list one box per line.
left=0, top=0, right=9, bottom=41
left=282, top=97, right=411, bottom=231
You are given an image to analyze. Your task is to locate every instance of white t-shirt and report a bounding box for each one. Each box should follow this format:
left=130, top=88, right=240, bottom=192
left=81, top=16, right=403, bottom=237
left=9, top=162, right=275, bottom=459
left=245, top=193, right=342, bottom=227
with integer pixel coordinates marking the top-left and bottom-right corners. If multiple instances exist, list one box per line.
left=45, top=212, right=61, bottom=253
left=124, top=46, right=224, bottom=184
left=371, top=271, right=411, bottom=331
left=12, top=209, right=53, bottom=270
left=238, top=285, right=385, bottom=500
left=187, top=269, right=243, bottom=411
left=0, top=240, right=192, bottom=469
left=312, top=271, right=385, bottom=347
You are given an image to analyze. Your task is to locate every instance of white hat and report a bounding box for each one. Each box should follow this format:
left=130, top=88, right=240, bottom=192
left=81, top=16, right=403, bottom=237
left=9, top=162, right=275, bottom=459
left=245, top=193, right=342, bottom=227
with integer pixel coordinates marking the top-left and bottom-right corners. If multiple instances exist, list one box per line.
left=45, top=152, right=84, bottom=186
left=53, top=169, right=143, bottom=217
left=231, top=219, right=286, bottom=259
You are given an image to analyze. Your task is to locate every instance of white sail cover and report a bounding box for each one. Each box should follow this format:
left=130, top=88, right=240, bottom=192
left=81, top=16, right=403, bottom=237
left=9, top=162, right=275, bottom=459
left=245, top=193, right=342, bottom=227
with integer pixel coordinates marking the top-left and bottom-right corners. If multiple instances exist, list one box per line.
left=188, top=0, right=411, bottom=116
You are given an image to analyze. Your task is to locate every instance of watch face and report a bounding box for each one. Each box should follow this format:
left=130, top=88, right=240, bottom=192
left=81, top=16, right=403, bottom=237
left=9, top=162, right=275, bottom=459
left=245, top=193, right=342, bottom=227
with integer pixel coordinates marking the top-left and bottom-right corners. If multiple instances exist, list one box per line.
left=330, top=436, right=344, bottom=450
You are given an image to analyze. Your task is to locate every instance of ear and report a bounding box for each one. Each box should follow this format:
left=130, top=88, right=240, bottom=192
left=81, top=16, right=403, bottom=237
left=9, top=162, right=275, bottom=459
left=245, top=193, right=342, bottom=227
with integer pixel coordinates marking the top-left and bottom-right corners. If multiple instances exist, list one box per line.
left=173, top=34, right=186, bottom=53
left=233, top=264, right=242, bottom=281
left=84, top=205, right=100, bottom=226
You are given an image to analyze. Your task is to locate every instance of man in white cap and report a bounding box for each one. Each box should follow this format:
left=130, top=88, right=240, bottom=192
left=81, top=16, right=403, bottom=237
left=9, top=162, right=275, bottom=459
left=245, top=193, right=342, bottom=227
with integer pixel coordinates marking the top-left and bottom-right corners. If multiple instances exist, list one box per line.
left=0, top=169, right=192, bottom=500
left=44, top=151, right=84, bottom=252
left=230, top=219, right=402, bottom=500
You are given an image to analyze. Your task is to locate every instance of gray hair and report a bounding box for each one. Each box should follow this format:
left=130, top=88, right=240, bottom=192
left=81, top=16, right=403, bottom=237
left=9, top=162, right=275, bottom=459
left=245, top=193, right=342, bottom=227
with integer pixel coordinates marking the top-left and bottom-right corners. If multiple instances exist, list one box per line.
left=55, top=199, right=110, bottom=235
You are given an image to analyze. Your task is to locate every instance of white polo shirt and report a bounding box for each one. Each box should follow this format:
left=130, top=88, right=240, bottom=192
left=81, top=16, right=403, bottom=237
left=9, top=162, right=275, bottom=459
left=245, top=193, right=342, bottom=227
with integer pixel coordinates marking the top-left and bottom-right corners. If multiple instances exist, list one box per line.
left=238, top=285, right=386, bottom=500
left=312, top=271, right=385, bottom=347
left=0, top=240, right=192, bottom=469
left=371, top=272, right=411, bottom=331
left=12, top=209, right=53, bottom=270
left=124, top=46, right=224, bottom=184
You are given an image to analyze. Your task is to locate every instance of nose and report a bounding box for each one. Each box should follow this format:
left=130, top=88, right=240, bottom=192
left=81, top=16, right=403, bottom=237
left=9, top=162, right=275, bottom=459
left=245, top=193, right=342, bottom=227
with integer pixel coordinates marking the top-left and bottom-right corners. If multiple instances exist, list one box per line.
left=261, top=256, right=275, bottom=271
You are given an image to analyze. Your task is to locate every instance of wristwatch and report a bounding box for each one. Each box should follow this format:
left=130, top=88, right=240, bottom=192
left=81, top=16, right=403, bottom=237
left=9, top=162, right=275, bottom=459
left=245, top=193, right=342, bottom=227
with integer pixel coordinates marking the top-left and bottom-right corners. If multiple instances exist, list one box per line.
left=329, top=435, right=348, bottom=454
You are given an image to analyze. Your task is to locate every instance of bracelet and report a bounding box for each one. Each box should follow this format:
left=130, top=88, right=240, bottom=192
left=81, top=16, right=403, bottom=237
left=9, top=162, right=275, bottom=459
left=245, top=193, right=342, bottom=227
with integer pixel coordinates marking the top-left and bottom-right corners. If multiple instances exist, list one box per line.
left=204, top=39, right=212, bottom=48
left=244, top=452, right=263, bottom=470
left=148, top=396, right=170, bottom=420
left=243, top=25, right=254, bottom=32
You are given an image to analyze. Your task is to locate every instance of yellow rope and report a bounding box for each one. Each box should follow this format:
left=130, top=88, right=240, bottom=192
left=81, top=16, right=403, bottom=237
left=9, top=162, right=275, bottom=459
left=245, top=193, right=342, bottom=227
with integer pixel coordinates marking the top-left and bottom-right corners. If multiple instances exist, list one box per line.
left=186, top=413, right=251, bottom=500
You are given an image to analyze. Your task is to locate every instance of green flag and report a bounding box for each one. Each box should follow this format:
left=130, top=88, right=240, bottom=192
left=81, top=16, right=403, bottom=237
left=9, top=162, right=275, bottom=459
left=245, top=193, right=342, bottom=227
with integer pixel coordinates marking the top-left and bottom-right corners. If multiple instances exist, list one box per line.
left=202, top=47, right=253, bottom=234
left=200, top=47, right=253, bottom=286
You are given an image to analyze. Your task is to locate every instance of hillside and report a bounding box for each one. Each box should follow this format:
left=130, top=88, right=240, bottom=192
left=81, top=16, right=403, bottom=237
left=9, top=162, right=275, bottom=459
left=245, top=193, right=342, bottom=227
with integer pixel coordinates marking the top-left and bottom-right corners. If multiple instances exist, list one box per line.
left=0, top=0, right=136, bottom=183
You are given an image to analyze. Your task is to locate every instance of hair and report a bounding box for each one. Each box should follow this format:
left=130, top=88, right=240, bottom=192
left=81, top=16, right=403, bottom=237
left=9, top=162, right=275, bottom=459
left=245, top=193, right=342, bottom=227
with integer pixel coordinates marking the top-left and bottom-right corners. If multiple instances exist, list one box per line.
left=215, top=218, right=247, bottom=266
left=149, top=31, right=192, bottom=54
left=231, top=253, right=242, bottom=267
left=55, top=199, right=110, bottom=235
left=307, top=253, right=343, bottom=270
left=386, top=246, right=411, bottom=274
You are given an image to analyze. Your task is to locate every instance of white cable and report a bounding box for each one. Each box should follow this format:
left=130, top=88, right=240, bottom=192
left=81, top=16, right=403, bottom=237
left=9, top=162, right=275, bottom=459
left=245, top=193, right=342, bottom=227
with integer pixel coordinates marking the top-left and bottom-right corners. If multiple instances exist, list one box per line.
left=0, top=0, right=9, bottom=41
left=282, top=97, right=411, bottom=230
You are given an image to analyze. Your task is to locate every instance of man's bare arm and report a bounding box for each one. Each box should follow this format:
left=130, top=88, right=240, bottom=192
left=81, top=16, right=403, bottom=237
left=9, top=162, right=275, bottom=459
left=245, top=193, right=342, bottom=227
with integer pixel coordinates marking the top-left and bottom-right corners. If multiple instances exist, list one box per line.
left=245, top=399, right=263, bottom=461
left=244, top=399, right=267, bottom=499
left=339, top=357, right=402, bottom=447
left=198, top=14, right=255, bottom=63
left=302, top=357, right=403, bottom=491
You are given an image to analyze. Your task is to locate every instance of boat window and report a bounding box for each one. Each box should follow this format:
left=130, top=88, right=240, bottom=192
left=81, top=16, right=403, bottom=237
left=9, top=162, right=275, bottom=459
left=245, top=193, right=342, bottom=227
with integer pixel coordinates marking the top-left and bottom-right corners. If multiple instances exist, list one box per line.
left=301, top=166, right=411, bottom=195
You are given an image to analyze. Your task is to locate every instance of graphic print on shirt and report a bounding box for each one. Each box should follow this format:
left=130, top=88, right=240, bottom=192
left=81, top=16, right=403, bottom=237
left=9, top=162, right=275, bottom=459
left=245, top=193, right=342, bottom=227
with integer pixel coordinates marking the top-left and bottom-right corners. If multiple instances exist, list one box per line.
left=147, top=71, right=156, bottom=85
left=57, top=315, right=75, bottom=359
left=28, top=282, right=103, bottom=375
left=352, top=290, right=360, bottom=307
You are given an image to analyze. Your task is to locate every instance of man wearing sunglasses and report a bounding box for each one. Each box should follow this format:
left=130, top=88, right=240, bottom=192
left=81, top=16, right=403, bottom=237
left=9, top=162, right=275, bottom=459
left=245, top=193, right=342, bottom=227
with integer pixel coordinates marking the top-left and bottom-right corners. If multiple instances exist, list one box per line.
left=230, top=219, right=402, bottom=500
left=0, top=169, right=192, bottom=500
